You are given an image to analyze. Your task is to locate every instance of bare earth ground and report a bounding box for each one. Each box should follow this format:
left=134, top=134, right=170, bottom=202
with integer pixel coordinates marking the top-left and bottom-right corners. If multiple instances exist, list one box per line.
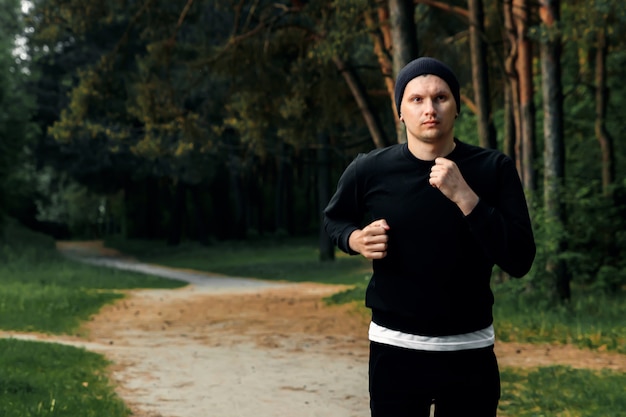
left=2, top=241, right=625, bottom=417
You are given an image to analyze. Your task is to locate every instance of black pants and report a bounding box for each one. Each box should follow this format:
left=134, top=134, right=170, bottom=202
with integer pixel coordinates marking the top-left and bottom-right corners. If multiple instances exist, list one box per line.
left=369, top=341, right=501, bottom=417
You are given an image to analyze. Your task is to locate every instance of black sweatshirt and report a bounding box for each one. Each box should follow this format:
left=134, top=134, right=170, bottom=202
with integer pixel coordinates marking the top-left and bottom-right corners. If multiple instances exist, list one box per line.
left=324, top=139, right=536, bottom=337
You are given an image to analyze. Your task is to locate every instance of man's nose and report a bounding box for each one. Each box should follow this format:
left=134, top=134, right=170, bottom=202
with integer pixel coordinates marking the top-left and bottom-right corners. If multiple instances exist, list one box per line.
left=424, top=99, right=436, bottom=114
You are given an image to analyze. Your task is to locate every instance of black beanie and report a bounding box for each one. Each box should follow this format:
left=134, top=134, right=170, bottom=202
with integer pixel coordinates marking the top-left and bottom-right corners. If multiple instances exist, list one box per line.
left=394, top=57, right=461, bottom=117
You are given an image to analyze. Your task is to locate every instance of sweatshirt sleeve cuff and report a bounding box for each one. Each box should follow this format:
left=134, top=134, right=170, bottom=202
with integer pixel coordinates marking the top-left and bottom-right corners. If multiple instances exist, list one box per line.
left=464, top=199, right=493, bottom=230
left=339, top=227, right=360, bottom=255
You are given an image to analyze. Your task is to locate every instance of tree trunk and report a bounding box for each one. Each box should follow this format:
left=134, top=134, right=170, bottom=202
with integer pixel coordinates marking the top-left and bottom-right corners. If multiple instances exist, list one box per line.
left=540, top=0, right=569, bottom=300
left=317, top=133, right=335, bottom=262
left=594, top=27, right=615, bottom=196
left=389, top=0, right=418, bottom=143
left=503, top=80, right=516, bottom=158
left=284, top=154, right=295, bottom=235
left=594, top=25, right=618, bottom=280
left=167, top=181, right=186, bottom=246
left=255, top=165, right=266, bottom=235
left=365, top=7, right=402, bottom=142
left=190, top=184, right=209, bottom=245
left=503, top=0, right=522, bottom=167
left=513, top=0, right=536, bottom=192
left=274, top=142, right=293, bottom=235
left=139, top=177, right=161, bottom=239
left=332, top=56, right=390, bottom=149
left=469, top=0, right=497, bottom=149
left=245, top=162, right=264, bottom=236
left=274, top=148, right=284, bottom=234
left=228, top=153, right=246, bottom=239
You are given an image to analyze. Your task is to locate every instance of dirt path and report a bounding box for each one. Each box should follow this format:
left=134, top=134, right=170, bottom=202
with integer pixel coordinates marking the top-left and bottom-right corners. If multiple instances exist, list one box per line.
left=2, top=241, right=625, bottom=417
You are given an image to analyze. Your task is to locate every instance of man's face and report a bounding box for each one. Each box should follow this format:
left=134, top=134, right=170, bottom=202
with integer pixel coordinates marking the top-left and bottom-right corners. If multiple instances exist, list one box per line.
left=400, top=74, right=457, bottom=144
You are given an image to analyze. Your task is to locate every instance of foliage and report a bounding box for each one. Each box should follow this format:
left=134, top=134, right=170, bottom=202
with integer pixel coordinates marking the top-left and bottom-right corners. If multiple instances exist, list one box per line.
left=24, top=0, right=383, bottom=240
left=499, top=366, right=626, bottom=417
left=30, top=167, right=125, bottom=238
left=15, top=0, right=626, bottom=299
left=522, top=4, right=626, bottom=298
left=0, top=0, right=38, bottom=229
left=527, top=179, right=626, bottom=297
left=0, top=339, right=131, bottom=417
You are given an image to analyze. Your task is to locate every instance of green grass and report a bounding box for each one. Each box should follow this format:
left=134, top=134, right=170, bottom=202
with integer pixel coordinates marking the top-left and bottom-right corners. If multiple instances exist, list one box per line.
left=105, top=235, right=373, bottom=285
left=0, top=282, right=123, bottom=334
left=0, top=221, right=185, bottom=336
left=0, top=219, right=185, bottom=414
left=500, top=366, right=626, bottom=417
left=0, top=338, right=130, bottom=417
left=493, top=284, right=626, bottom=354
left=0, top=256, right=185, bottom=335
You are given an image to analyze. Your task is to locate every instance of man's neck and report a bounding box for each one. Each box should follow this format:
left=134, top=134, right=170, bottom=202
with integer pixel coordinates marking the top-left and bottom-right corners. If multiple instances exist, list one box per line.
left=408, top=137, right=456, bottom=161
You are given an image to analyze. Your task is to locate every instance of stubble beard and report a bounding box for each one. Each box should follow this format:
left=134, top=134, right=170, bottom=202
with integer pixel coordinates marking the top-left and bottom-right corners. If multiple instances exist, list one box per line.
left=414, top=125, right=447, bottom=144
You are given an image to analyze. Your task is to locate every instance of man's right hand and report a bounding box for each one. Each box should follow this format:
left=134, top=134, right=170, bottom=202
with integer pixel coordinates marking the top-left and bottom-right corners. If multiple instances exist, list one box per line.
left=348, top=219, right=390, bottom=259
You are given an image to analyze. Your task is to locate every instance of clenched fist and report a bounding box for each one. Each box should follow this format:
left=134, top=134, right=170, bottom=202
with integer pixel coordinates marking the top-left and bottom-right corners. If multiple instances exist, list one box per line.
left=348, top=219, right=390, bottom=259
left=429, top=157, right=479, bottom=215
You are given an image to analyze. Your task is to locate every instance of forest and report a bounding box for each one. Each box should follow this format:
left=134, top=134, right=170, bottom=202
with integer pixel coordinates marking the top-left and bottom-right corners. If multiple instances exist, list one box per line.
left=1, top=0, right=625, bottom=302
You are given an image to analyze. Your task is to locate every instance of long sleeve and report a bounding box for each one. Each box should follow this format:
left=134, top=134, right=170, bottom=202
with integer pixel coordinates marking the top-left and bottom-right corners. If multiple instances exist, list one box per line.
left=464, top=158, right=536, bottom=278
left=323, top=155, right=365, bottom=255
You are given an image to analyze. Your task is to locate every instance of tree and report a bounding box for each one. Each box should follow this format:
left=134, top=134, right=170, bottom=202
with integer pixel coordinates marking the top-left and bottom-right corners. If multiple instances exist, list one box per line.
left=0, top=0, right=37, bottom=229
left=501, top=0, right=537, bottom=191
left=364, top=3, right=398, bottom=144
left=333, top=55, right=391, bottom=149
left=468, top=0, right=497, bottom=149
left=594, top=27, right=614, bottom=197
left=317, top=132, right=334, bottom=261
left=389, top=0, right=417, bottom=143
left=539, top=0, right=569, bottom=300
left=512, top=0, right=536, bottom=192
left=502, top=0, right=521, bottom=160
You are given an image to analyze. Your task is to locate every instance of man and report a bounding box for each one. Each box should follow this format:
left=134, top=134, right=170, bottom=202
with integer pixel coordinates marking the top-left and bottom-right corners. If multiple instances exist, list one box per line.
left=323, top=57, right=536, bottom=416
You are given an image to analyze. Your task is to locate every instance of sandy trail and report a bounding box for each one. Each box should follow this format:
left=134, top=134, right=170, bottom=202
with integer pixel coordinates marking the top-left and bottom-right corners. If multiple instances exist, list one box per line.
left=88, top=284, right=372, bottom=417
left=2, top=241, right=624, bottom=417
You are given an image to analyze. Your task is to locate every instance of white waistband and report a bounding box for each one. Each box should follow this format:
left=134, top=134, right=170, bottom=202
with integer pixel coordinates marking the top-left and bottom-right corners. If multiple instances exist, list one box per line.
left=369, top=321, right=495, bottom=352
